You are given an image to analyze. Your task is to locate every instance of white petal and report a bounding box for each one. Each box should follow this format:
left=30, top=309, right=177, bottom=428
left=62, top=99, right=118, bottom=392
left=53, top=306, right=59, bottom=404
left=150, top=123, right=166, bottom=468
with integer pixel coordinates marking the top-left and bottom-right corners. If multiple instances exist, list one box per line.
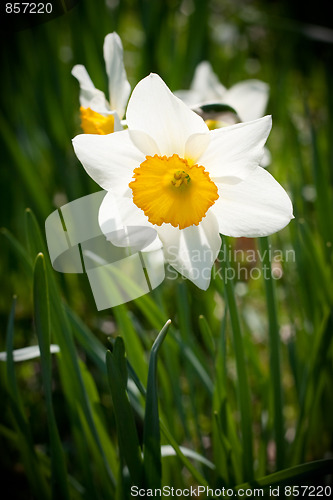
left=190, top=61, right=227, bottom=103
left=99, top=191, right=162, bottom=251
left=223, top=80, right=269, bottom=122
left=126, top=73, right=208, bottom=157
left=72, top=130, right=144, bottom=195
left=0, top=345, right=60, bottom=362
left=128, top=130, right=160, bottom=156
left=200, top=116, right=272, bottom=183
left=72, top=64, right=109, bottom=112
left=157, top=211, right=221, bottom=290
left=103, top=32, right=131, bottom=119
left=99, top=191, right=150, bottom=232
left=185, top=133, right=210, bottom=163
left=212, top=167, right=294, bottom=237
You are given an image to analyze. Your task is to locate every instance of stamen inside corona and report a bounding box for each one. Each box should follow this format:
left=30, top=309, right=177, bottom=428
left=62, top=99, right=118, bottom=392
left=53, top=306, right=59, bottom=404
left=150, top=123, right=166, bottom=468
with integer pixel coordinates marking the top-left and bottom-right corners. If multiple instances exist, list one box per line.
left=171, top=170, right=190, bottom=187
left=80, top=107, right=115, bottom=135
left=129, top=154, right=219, bottom=229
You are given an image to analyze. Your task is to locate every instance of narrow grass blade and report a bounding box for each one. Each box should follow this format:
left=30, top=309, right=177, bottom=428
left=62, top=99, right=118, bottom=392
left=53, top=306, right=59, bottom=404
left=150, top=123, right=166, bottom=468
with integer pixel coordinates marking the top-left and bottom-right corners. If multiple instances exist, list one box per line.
left=198, top=314, right=215, bottom=355
left=66, top=305, right=107, bottom=374
left=222, top=242, right=254, bottom=482
left=291, top=310, right=333, bottom=465
left=160, top=419, right=210, bottom=487
left=106, top=338, right=144, bottom=487
left=113, top=304, right=148, bottom=383
left=143, top=319, right=171, bottom=490
left=161, top=445, right=215, bottom=470
left=259, top=236, right=285, bottom=470
left=212, top=304, right=238, bottom=485
left=235, top=458, right=333, bottom=491
left=213, top=304, right=243, bottom=485
left=76, top=359, right=119, bottom=496
left=5, top=296, right=19, bottom=402
left=308, top=112, right=333, bottom=251
left=0, top=114, right=50, bottom=217
left=5, top=296, right=50, bottom=499
left=299, top=221, right=332, bottom=306
left=1, top=228, right=33, bottom=277
left=33, top=253, right=70, bottom=500
left=176, top=283, right=210, bottom=449
left=173, top=334, right=214, bottom=396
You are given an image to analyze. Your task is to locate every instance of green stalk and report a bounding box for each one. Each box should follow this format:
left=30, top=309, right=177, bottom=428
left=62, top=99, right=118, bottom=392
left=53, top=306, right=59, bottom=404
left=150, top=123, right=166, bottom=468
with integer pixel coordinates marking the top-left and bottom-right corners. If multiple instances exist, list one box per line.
left=143, top=319, right=171, bottom=490
left=259, top=237, right=285, bottom=470
left=222, top=242, right=254, bottom=482
left=33, top=254, right=70, bottom=500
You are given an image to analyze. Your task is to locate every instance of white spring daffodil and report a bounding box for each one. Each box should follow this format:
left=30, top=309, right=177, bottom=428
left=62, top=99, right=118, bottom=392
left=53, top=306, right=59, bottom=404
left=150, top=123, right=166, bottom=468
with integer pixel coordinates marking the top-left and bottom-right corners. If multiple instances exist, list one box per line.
left=72, top=74, right=293, bottom=290
left=176, top=60, right=269, bottom=123
left=72, top=32, right=131, bottom=134
left=176, top=61, right=272, bottom=166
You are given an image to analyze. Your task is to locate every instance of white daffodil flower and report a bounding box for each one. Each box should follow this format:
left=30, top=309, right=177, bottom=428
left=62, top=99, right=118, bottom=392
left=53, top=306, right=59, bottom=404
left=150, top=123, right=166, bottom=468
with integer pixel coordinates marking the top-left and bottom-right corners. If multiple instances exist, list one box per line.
left=176, top=60, right=269, bottom=123
left=72, top=32, right=131, bottom=134
left=72, top=74, right=293, bottom=290
left=176, top=61, right=271, bottom=166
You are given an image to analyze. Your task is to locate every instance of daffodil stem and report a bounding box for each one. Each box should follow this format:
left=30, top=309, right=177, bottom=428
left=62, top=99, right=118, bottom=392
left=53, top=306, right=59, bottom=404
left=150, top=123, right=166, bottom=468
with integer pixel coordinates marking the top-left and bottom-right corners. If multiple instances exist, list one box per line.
left=259, top=236, right=285, bottom=470
left=222, top=242, right=254, bottom=482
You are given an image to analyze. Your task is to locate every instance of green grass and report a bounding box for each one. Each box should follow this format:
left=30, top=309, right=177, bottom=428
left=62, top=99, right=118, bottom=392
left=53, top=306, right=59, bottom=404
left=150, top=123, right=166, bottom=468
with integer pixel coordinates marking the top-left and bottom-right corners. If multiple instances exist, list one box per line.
left=1, top=0, right=332, bottom=498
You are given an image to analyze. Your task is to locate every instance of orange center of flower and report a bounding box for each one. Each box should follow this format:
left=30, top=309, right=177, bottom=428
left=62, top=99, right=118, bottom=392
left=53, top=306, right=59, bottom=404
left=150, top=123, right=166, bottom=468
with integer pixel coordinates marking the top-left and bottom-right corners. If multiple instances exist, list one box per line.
left=80, top=107, right=115, bottom=135
left=129, top=154, right=219, bottom=229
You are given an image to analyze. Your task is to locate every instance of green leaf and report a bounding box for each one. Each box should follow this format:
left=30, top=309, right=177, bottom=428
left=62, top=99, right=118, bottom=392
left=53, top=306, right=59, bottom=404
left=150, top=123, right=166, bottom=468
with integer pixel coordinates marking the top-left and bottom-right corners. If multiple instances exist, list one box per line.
left=76, top=360, right=118, bottom=498
left=143, top=319, right=171, bottom=490
left=161, top=445, right=215, bottom=470
left=174, top=335, right=213, bottom=396
left=175, top=282, right=213, bottom=449
left=259, top=236, right=285, bottom=470
left=106, top=338, right=144, bottom=487
left=221, top=240, right=254, bottom=482
left=5, top=296, right=19, bottom=401
left=5, top=296, right=50, bottom=499
left=113, top=334, right=129, bottom=388
left=66, top=305, right=107, bottom=374
left=1, top=228, right=33, bottom=276
left=33, top=253, right=70, bottom=500
left=0, top=115, right=50, bottom=217
left=198, top=314, right=215, bottom=354
left=235, top=458, right=333, bottom=491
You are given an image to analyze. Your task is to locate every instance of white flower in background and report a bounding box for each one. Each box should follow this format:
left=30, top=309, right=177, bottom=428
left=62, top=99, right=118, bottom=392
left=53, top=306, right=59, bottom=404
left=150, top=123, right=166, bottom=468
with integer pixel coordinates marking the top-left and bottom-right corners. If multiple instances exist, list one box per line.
left=176, top=61, right=271, bottom=166
left=72, top=32, right=131, bottom=134
left=176, top=60, right=269, bottom=123
left=72, top=74, right=293, bottom=290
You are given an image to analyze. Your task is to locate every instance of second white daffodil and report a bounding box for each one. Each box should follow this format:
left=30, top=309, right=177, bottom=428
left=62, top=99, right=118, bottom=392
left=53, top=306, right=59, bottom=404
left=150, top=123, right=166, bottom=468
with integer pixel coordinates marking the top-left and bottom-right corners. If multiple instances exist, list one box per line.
left=72, top=32, right=131, bottom=134
left=72, top=74, right=293, bottom=290
left=176, top=60, right=269, bottom=123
